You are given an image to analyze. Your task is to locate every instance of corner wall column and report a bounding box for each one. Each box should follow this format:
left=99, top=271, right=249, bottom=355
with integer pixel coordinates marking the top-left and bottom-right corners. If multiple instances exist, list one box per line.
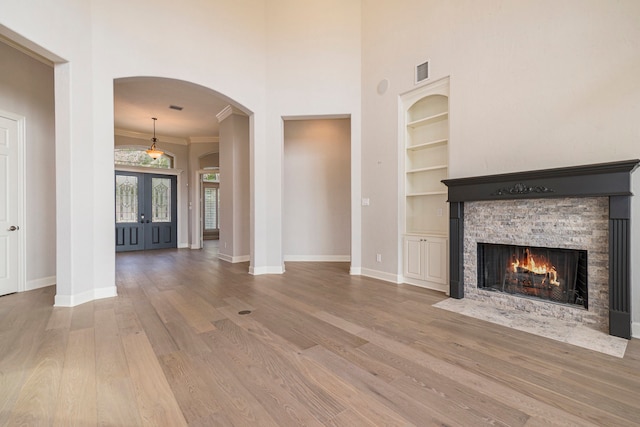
left=609, top=195, right=631, bottom=339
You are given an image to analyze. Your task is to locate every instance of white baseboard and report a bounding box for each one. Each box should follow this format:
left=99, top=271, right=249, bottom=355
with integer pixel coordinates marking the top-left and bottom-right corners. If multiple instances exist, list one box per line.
left=25, top=275, right=56, bottom=291
left=284, top=255, right=351, bottom=262
left=349, top=266, right=362, bottom=275
left=250, top=265, right=285, bottom=275
left=178, top=243, right=189, bottom=249
left=54, top=286, right=118, bottom=307
left=632, top=321, right=640, bottom=339
left=401, top=277, right=448, bottom=293
left=190, top=244, right=201, bottom=250
left=360, top=268, right=402, bottom=284
left=218, top=253, right=250, bottom=263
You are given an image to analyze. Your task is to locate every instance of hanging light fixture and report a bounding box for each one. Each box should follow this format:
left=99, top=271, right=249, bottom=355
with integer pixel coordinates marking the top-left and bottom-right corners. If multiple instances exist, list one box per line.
left=146, top=117, right=164, bottom=159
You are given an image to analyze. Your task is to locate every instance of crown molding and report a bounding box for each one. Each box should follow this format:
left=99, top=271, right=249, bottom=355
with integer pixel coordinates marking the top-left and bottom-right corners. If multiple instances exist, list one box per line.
left=0, top=34, right=55, bottom=66
left=189, top=136, right=219, bottom=144
left=216, top=105, right=246, bottom=123
left=281, top=114, right=350, bottom=121
left=114, top=128, right=188, bottom=146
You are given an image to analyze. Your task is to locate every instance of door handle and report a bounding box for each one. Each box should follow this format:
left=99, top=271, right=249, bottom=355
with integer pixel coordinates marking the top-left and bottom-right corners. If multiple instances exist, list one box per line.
left=8, top=225, right=19, bottom=231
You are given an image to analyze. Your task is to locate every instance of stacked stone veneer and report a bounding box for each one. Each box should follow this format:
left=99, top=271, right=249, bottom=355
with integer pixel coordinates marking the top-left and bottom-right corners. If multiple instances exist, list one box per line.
left=464, top=197, right=609, bottom=333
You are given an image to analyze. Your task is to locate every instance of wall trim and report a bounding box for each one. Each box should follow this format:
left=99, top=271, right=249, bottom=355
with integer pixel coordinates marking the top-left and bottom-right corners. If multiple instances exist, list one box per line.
left=114, top=128, right=188, bottom=145
left=284, top=255, right=350, bottom=262
left=216, top=105, right=246, bottom=123
left=361, top=268, right=402, bottom=284
left=632, top=321, right=640, bottom=339
left=189, top=136, right=219, bottom=144
left=402, top=276, right=448, bottom=293
left=26, top=275, right=56, bottom=291
left=250, top=265, right=285, bottom=275
left=349, top=266, right=361, bottom=275
left=218, top=253, right=250, bottom=263
left=54, top=286, right=117, bottom=307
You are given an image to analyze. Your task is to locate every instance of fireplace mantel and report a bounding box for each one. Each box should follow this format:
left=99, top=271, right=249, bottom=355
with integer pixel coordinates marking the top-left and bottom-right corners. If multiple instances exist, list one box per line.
left=442, top=159, right=640, bottom=339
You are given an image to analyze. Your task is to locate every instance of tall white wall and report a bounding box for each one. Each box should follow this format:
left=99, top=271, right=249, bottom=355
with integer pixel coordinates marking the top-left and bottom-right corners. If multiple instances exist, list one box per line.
left=361, top=1, right=640, bottom=331
left=0, top=41, right=56, bottom=289
left=218, top=110, right=250, bottom=262
left=265, top=0, right=362, bottom=273
left=283, top=119, right=351, bottom=261
left=1, top=0, right=268, bottom=304
left=2, top=0, right=108, bottom=305
left=1, top=0, right=363, bottom=304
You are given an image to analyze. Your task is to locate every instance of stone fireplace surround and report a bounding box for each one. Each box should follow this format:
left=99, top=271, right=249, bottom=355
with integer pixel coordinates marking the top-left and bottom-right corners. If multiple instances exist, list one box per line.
left=443, top=160, right=640, bottom=339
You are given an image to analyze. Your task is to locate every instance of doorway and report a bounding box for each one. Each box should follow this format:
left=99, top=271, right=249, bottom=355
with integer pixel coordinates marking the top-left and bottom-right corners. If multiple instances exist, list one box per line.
left=115, top=171, right=177, bottom=252
left=202, top=182, right=220, bottom=241
left=0, top=112, right=25, bottom=296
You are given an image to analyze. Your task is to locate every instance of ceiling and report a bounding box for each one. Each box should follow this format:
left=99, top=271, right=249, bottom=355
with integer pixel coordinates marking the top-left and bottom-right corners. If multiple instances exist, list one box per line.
left=113, top=77, right=235, bottom=140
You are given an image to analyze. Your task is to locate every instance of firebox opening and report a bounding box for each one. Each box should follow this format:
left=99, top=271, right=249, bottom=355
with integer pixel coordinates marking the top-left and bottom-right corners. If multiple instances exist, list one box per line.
left=477, top=243, right=588, bottom=309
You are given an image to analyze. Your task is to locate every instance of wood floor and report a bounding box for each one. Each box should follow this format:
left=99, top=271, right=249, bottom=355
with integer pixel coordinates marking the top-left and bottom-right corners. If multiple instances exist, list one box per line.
left=1, top=243, right=640, bottom=426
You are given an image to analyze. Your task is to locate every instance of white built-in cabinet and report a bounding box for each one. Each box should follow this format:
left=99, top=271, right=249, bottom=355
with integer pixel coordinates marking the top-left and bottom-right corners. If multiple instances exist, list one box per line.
left=401, top=77, right=449, bottom=292
left=404, top=235, right=447, bottom=285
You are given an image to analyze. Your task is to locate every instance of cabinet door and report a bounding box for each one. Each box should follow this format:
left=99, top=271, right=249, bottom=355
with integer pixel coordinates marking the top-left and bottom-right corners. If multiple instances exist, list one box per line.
left=425, top=237, right=447, bottom=285
left=404, top=236, right=424, bottom=280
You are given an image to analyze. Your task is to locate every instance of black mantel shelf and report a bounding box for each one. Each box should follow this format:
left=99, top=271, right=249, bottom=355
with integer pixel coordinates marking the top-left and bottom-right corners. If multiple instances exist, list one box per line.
left=442, top=159, right=640, bottom=203
left=442, top=159, right=640, bottom=339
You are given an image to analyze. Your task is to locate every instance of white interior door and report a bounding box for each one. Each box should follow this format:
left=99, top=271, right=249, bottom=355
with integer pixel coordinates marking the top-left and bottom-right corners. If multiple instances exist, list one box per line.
left=0, top=113, right=22, bottom=296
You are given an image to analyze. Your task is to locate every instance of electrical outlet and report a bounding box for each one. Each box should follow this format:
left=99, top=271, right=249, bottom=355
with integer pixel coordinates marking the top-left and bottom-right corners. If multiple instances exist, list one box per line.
left=437, top=208, right=443, bottom=217
left=376, top=253, right=382, bottom=262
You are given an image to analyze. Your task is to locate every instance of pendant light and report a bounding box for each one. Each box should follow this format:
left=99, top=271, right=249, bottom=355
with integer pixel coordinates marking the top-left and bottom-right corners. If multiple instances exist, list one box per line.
left=146, top=117, right=164, bottom=159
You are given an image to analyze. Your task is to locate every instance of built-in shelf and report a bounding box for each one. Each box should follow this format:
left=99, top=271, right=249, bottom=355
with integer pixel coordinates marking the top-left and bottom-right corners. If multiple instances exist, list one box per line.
left=402, top=77, right=450, bottom=292
left=407, top=139, right=448, bottom=151
left=407, top=165, right=448, bottom=174
left=407, top=111, right=448, bottom=128
left=406, top=191, right=448, bottom=197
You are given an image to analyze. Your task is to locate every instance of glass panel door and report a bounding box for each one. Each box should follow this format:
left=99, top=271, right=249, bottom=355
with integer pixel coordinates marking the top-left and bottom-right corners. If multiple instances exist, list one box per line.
left=115, top=172, right=144, bottom=251
left=115, top=172, right=177, bottom=252
left=115, top=175, right=139, bottom=223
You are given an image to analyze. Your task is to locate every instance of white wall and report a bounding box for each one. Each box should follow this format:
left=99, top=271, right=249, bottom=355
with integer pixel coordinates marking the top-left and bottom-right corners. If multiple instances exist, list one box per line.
left=361, top=0, right=640, bottom=330
left=265, top=0, right=362, bottom=273
left=0, top=0, right=266, bottom=304
left=0, top=41, right=56, bottom=289
left=218, top=110, right=250, bottom=262
left=1, top=0, right=363, bottom=304
left=283, top=119, right=351, bottom=261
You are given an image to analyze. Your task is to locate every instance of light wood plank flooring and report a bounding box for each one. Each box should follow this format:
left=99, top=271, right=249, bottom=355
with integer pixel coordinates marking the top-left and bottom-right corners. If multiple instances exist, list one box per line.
left=1, top=242, right=640, bottom=426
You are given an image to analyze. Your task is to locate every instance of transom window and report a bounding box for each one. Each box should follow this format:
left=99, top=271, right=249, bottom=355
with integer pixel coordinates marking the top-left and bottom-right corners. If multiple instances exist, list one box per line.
left=114, top=147, right=173, bottom=169
left=202, top=172, right=220, bottom=182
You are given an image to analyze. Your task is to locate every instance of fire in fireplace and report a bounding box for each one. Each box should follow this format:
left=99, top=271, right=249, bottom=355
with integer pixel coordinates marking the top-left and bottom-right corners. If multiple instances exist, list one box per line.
left=477, top=243, right=588, bottom=309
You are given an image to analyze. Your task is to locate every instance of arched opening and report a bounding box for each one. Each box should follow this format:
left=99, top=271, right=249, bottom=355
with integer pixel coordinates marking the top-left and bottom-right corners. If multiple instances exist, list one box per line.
left=113, top=77, right=250, bottom=264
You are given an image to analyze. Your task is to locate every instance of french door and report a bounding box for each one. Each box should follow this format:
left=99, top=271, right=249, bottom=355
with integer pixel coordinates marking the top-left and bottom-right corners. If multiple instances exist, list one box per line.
left=115, top=172, right=177, bottom=252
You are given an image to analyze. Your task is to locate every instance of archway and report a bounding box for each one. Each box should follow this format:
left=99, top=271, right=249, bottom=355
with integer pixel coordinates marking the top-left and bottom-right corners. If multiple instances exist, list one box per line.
left=113, top=77, right=251, bottom=264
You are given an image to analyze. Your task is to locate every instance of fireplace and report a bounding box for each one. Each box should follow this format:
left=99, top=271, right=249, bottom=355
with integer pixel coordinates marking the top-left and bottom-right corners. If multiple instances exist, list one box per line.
left=442, top=160, right=640, bottom=339
left=477, top=243, right=588, bottom=309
